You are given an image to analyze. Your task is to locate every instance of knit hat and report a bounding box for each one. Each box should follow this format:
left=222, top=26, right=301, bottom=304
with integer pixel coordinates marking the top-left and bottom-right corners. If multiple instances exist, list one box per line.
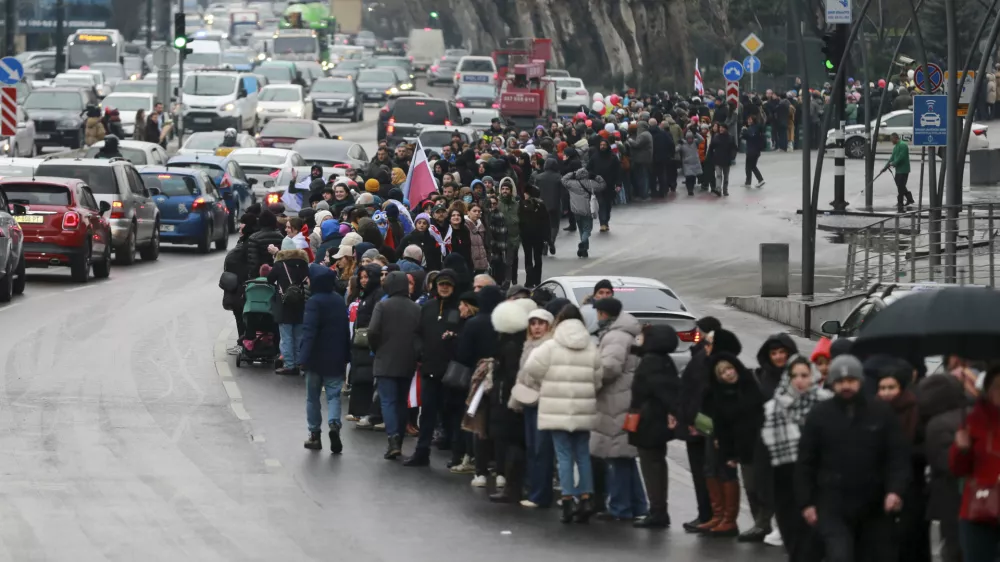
left=362, top=248, right=380, bottom=261
left=528, top=308, right=554, bottom=325
left=415, top=212, right=431, bottom=225
left=810, top=337, right=833, bottom=362
left=280, top=237, right=296, bottom=251
left=481, top=175, right=495, bottom=184
left=315, top=200, right=331, bottom=211
left=313, top=210, right=333, bottom=227
left=593, top=297, right=623, bottom=317
left=696, top=316, right=722, bottom=334
left=365, top=178, right=380, bottom=193
left=827, top=355, right=864, bottom=386
left=593, top=279, right=614, bottom=296
left=506, top=284, right=530, bottom=299
left=391, top=167, right=406, bottom=185
left=710, top=328, right=743, bottom=356
left=341, top=232, right=363, bottom=248
left=459, top=291, right=478, bottom=306
left=830, top=338, right=854, bottom=359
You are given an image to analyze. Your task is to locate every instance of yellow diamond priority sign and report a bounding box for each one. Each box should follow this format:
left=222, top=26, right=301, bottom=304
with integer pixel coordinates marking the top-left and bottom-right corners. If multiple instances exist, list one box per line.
left=741, top=33, right=764, bottom=56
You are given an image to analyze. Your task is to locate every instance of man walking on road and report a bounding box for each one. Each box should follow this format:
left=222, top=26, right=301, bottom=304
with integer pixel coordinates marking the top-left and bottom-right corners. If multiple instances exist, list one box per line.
left=796, top=355, right=910, bottom=562
left=300, top=264, right=352, bottom=453
left=885, top=133, right=914, bottom=212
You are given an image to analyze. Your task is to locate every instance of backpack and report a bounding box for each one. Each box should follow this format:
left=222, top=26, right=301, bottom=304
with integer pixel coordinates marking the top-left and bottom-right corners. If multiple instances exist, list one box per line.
left=279, top=263, right=306, bottom=308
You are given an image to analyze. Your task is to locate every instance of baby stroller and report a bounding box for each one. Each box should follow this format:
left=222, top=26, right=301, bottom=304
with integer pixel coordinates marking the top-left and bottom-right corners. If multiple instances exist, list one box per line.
left=236, top=277, right=280, bottom=368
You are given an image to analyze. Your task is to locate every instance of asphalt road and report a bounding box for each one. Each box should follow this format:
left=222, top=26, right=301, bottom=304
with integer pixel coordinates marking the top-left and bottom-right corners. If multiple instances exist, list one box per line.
left=0, top=80, right=885, bottom=561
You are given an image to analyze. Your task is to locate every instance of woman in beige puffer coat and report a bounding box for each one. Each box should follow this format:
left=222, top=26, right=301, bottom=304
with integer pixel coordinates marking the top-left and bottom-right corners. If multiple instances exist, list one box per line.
left=523, top=304, right=603, bottom=523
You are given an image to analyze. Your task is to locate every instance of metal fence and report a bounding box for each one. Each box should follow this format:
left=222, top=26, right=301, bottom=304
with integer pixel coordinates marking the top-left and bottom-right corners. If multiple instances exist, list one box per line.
left=844, top=204, right=1000, bottom=293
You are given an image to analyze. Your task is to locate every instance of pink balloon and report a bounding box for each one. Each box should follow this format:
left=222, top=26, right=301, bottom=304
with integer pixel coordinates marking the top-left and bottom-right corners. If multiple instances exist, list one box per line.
left=575, top=111, right=587, bottom=121
left=585, top=119, right=593, bottom=127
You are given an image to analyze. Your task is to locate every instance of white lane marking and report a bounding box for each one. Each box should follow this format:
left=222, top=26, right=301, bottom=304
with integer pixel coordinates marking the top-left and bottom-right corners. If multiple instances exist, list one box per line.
left=0, top=302, right=21, bottom=312
left=264, top=458, right=281, bottom=468
left=222, top=380, right=242, bottom=401
left=230, top=402, right=251, bottom=420
left=213, top=343, right=227, bottom=361
left=216, top=361, right=233, bottom=379
left=64, top=284, right=98, bottom=292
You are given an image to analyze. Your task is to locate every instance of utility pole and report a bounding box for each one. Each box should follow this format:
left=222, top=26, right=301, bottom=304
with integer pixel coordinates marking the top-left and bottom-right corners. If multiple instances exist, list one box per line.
left=147, top=0, right=154, bottom=49
left=828, top=25, right=849, bottom=211
left=3, top=0, right=16, bottom=57
left=944, top=0, right=959, bottom=282
left=55, top=0, right=65, bottom=73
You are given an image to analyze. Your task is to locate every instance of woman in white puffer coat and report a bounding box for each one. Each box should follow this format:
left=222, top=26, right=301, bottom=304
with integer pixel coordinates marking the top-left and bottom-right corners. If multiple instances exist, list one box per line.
left=523, top=303, right=603, bottom=524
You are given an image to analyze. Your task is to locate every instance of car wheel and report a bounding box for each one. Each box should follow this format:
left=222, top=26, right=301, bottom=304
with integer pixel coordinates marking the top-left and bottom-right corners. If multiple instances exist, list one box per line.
left=92, top=243, right=112, bottom=279
left=71, top=242, right=92, bottom=283
left=197, top=223, right=212, bottom=254
left=115, top=226, right=137, bottom=265
left=845, top=137, right=866, bottom=159
left=216, top=226, right=230, bottom=251
left=139, top=223, right=160, bottom=261
left=12, top=251, right=25, bottom=295
left=0, top=262, right=13, bottom=303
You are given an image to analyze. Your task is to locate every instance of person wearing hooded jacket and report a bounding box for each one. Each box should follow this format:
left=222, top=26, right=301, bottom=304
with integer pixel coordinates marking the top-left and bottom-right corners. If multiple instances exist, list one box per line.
left=349, top=264, right=383, bottom=424
left=368, top=271, right=421, bottom=459
left=267, top=247, right=311, bottom=375
left=246, top=210, right=285, bottom=278
left=400, top=213, right=441, bottom=271
left=628, top=324, right=680, bottom=529
left=706, top=123, right=738, bottom=196
left=678, top=131, right=704, bottom=195
left=628, top=120, right=654, bottom=200
left=592, top=298, right=647, bottom=521
left=918, top=375, right=967, bottom=562
left=315, top=217, right=344, bottom=264
left=561, top=167, right=606, bottom=259
left=84, top=105, right=106, bottom=146
left=650, top=119, right=676, bottom=197
left=299, top=264, right=351, bottom=453
left=560, top=147, right=583, bottom=233
left=531, top=158, right=564, bottom=253
left=95, top=134, right=124, bottom=159
left=223, top=213, right=258, bottom=353
left=518, top=185, right=549, bottom=288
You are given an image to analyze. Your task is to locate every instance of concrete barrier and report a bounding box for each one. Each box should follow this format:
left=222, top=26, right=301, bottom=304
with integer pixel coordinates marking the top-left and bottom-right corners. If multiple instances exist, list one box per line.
left=725, top=292, right=867, bottom=338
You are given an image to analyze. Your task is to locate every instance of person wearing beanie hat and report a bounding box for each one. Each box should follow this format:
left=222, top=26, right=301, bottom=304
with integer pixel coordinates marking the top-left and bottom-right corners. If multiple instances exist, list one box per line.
left=507, top=284, right=531, bottom=300
left=797, top=352, right=910, bottom=560
left=309, top=210, right=334, bottom=256
left=365, top=178, right=380, bottom=193
left=593, top=279, right=615, bottom=300
left=829, top=338, right=854, bottom=359
left=398, top=211, right=441, bottom=271
left=315, top=200, right=331, bottom=212
left=696, top=316, right=722, bottom=337
left=246, top=209, right=285, bottom=281
left=871, top=356, right=918, bottom=441
left=810, top=337, right=833, bottom=385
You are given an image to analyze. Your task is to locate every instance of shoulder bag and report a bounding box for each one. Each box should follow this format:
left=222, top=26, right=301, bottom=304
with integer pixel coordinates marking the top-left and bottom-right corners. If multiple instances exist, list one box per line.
left=442, top=361, right=473, bottom=390
left=966, top=431, right=1000, bottom=523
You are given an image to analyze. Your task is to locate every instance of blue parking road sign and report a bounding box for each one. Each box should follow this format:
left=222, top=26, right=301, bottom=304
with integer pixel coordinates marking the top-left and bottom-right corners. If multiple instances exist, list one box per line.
left=723, top=60, right=744, bottom=81
left=913, top=95, right=948, bottom=147
left=743, top=55, right=761, bottom=74
left=0, top=57, right=23, bottom=85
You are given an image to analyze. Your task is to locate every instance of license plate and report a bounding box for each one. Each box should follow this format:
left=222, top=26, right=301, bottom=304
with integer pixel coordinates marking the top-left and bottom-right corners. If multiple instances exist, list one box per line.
left=464, top=75, right=489, bottom=82
left=35, top=133, right=50, bottom=139
left=194, top=118, right=212, bottom=124
left=14, top=215, right=43, bottom=224
left=274, top=143, right=292, bottom=149
left=159, top=224, right=175, bottom=232
left=472, top=101, right=489, bottom=107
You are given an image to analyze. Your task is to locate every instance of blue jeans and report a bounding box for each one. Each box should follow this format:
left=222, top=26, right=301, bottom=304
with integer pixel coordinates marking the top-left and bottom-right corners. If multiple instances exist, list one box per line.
left=959, top=519, right=1000, bottom=562
left=306, top=371, right=344, bottom=432
left=279, top=323, right=303, bottom=366
left=575, top=215, right=593, bottom=251
left=631, top=163, right=650, bottom=199
left=377, top=377, right=410, bottom=438
left=551, top=430, right=593, bottom=497
left=605, top=457, right=649, bottom=519
left=524, top=406, right=555, bottom=507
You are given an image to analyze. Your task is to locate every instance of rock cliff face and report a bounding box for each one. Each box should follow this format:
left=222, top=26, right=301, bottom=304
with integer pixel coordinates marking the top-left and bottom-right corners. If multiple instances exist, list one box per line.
left=367, top=0, right=735, bottom=91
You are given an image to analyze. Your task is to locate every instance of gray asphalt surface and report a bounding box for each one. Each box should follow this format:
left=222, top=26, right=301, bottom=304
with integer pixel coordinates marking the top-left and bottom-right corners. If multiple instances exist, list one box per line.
left=0, top=80, right=877, bottom=561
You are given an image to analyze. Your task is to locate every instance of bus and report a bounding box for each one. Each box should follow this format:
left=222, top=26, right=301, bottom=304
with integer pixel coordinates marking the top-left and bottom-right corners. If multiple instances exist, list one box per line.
left=66, top=29, right=125, bottom=69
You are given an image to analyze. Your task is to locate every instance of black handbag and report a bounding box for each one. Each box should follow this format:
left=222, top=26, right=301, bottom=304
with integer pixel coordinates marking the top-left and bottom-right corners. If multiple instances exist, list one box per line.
left=442, top=361, right=473, bottom=389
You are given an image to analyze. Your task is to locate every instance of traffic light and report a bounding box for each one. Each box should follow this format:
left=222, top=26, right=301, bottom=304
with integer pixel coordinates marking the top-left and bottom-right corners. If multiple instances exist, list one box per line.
left=430, top=11, right=438, bottom=18
left=173, top=13, right=193, bottom=57
left=821, top=30, right=843, bottom=77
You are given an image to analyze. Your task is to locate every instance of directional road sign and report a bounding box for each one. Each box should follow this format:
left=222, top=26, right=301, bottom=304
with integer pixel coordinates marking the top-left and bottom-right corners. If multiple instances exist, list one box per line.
left=1, top=87, right=16, bottom=137
left=743, top=55, right=761, bottom=74
left=741, top=33, right=764, bottom=55
left=914, top=63, right=943, bottom=93
left=723, top=60, right=744, bottom=81
left=913, top=95, right=948, bottom=147
left=726, top=81, right=739, bottom=106
left=153, top=45, right=178, bottom=67
left=0, top=57, right=23, bottom=86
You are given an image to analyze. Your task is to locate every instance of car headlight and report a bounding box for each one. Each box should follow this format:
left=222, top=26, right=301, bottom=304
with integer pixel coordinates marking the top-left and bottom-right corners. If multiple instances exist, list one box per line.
left=257, top=106, right=264, bottom=113
left=291, top=104, right=303, bottom=116
left=58, top=118, right=80, bottom=128
left=219, top=102, right=236, bottom=113
left=1, top=142, right=9, bottom=153
left=400, top=83, right=413, bottom=90
left=347, top=96, right=355, bottom=106
left=257, top=53, right=266, bottom=61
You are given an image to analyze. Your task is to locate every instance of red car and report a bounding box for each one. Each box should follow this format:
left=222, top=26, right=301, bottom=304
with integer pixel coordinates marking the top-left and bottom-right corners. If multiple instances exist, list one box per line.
left=0, top=177, right=113, bottom=282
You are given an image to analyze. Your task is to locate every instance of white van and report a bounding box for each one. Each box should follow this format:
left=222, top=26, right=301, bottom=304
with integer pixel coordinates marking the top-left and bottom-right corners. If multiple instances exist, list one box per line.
left=454, top=56, right=497, bottom=90
left=182, top=71, right=260, bottom=133
left=407, top=28, right=445, bottom=71
left=187, top=39, right=223, bottom=68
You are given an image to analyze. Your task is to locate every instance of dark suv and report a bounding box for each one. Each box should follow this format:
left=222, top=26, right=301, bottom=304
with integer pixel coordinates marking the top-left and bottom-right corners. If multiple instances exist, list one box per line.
left=23, top=87, right=99, bottom=151
left=34, top=158, right=161, bottom=265
left=385, top=97, right=467, bottom=145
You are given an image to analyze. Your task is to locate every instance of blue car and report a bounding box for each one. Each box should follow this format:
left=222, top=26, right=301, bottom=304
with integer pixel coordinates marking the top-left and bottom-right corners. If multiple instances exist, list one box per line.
left=137, top=167, right=230, bottom=253
left=165, top=155, right=256, bottom=234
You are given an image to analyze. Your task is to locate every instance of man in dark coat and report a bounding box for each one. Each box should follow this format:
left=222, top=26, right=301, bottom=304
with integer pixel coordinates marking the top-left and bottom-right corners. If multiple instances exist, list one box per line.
left=267, top=248, right=311, bottom=376
left=399, top=212, right=441, bottom=271
left=246, top=210, right=285, bottom=283
left=796, top=355, right=910, bottom=562
left=223, top=213, right=258, bottom=352
left=531, top=158, right=563, bottom=253
left=368, top=271, right=422, bottom=459
left=299, top=264, right=351, bottom=453
left=650, top=120, right=676, bottom=197
left=706, top=123, right=738, bottom=196
left=587, top=139, right=620, bottom=231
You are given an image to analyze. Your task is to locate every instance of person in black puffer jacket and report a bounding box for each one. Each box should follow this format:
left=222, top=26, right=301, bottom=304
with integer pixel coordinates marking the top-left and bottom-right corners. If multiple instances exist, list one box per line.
left=517, top=185, right=550, bottom=288
left=222, top=213, right=258, bottom=352
left=348, top=264, right=383, bottom=422
left=246, top=210, right=285, bottom=281
left=267, top=248, right=311, bottom=375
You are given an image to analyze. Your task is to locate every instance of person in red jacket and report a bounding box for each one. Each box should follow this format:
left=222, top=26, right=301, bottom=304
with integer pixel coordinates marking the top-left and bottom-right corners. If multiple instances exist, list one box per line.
left=949, top=363, right=1000, bottom=561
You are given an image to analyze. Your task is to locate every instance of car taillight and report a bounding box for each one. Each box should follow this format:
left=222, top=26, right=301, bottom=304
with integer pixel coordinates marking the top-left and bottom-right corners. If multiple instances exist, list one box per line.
left=493, top=72, right=498, bottom=81
left=492, top=102, right=499, bottom=109
left=577, top=90, right=587, bottom=95
left=676, top=329, right=701, bottom=343
left=975, top=129, right=986, bottom=136
left=269, top=169, right=281, bottom=178
left=380, top=105, right=389, bottom=113
left=431, top=65, right=439, bottom=72
left=444, top=120, right=452, bottom=126
left=191, top=197, right=208, bottom=211
left=62, top=211, right=80, bottom=229
left=110, top=200, right=124, bottom=219
left=455, top=101, right=464, bottom=108
left=266, top=193, right=280, bottom=205
left=454, top=72, right=460, bottom=82
left=387, top=117, right=395, bottom=134
left=333, top=163, right=350, bottom=168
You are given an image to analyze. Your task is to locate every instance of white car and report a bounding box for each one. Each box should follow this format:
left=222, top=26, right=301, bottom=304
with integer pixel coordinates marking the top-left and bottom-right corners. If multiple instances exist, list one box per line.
left=177, top=131, right=258, bottom=156
left=416, top=125, right=480, bottom=153
left=256, top=84, right=311, bottom=122
left=460, top=107, right=502, bottom=132
left=553, top=77, right=589, bottom=115
left=535, top=275, right=700, bottom=372
left=0, top=158, right=43, bottom=178
left=1, top=106, right=37, bottom=158
left=100, top=92, right=156, bottom=137
left=83, top=140, right=170, bottom=166
left=66, top=68, right=111, bottom=97
left=832, top=109, right=989, bottom=159
left=227, top=147, right=306, bottom=198
left=454, top=56, right=498, bottom=90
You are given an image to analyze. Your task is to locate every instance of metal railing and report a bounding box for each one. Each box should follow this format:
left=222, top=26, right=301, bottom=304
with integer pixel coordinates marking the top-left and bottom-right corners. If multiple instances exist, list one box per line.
left=843, top=203, right=999, bottom=292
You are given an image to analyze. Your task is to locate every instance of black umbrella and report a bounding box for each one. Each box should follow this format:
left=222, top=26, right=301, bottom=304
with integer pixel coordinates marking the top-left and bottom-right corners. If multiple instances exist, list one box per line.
left=852, top=286, right=1000, bottom=361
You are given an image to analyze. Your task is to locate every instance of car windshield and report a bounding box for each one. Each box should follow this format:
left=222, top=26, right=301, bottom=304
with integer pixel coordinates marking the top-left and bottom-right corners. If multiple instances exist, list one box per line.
left=186, top=52, right=222, bottom=66
left=336, top=60, right=363, bottom=70
left=260, top=121, right=314, bottom=138
left=183, top=74, right=236, bottom=96
left=373, top=58, right=408, bottom=69
left=392, top=99, right=449, bottom=124
left=459, top=59, right=494, bottom=72
left=54, top=76, right=93, bottom=87
left=257, top=66, right=293, bottom=82
left=169, top=162, right=224, bottom=181
left=419, top=131, right=467, bottom=146
left=311, top=80, right=353, bottom=94
left=457, top=84, right=496, bottom=97
left=2, top=184, right=71, bottom=206
left=358, top=69, right=395, bottom=83
left=140, top=173, right=198, bottom=196
left=259, top=87, right=301, bottom=102
left=230, top=153, right=288, bottom=166
left=570, top=286, right=686, bottom=312
left=183, top=132, right=224, bottom=149
left=274, top=37, right=317, bottom=54
left=34, top=165, right=117, bottom=194
left=223, top=53, right=254, bottom=65
left=554, top=78, right=584, bottom=89
left=83, top=146, right=148, bottom=165
left=25, top=91, right=84, bottom=110
left=102, top=95, right=151, bottom=111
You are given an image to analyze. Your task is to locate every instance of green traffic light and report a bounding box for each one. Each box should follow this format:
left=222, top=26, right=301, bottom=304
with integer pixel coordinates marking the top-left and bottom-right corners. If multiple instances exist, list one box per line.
left=174, top=36, right=188, bottom=48
left=430, top=11, right=438, bottom=17
left=824, top=59, right=834, bottom=70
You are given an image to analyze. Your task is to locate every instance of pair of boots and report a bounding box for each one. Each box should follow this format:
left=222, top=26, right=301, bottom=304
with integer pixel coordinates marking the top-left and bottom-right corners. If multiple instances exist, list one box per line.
left=694, top=478, right=740, bottom=537
left=897, top=190, right=915, bottom=212
left=560, top=496, right=594, bottom=524
left=384, top=435, right=403, bottom=460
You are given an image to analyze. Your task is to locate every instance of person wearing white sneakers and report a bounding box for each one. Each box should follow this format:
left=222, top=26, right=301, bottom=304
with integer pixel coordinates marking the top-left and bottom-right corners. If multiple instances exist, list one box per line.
left=741, top=114, right=766, bottom=189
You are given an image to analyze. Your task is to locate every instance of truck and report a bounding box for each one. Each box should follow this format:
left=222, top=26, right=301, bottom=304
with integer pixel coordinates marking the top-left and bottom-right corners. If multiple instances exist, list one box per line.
left=330, top=0, right=362, bottom=34
left=229, top=10, right=261, bottom=45
left=280, top=3, right=335, bottom=61
left=496, top=40, right=557, bottom=128
left=407, top=28, right=445, bottom=72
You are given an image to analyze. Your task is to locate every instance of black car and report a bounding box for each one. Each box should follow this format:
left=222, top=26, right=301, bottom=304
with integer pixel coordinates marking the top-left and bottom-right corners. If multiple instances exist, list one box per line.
left=454, top=83, right=498, bottom=109
left=23, top=88, right=98, bottom=150
left=377, top=91, right=431, bottom=142
left=386, top=97, right=467, bottom=145
left=308, top=78, right=363, bottom=122
left=329, top=59, right=365, bottom=80
left=355, top=68, right=400, bottom=102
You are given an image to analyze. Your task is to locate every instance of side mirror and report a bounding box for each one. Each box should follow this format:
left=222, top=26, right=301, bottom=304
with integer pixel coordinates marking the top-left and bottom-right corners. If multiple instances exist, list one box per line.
left=99, top=201, right=111, bottom=214
left=247, top=177, right=258, bottom=185
left=148, top=187, right=161, bottom=196
left=820, top=320, right=841, bottom=335
left=462, top=117, right=471, bottom=125
left=10, top=203, right=26, bottom=216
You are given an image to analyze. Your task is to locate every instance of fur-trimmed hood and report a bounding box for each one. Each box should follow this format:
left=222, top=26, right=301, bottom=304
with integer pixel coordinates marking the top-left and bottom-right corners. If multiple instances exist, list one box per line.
left=492, top=300, right=531, bottom=334
left=273, top=249, right=309, bottom=263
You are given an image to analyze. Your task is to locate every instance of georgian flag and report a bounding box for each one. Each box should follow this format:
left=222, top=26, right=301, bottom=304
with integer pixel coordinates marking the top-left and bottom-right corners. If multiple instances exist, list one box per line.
left=407, top=371, right=421, bottom=408
left=694, top=58, right=704, bottom=96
